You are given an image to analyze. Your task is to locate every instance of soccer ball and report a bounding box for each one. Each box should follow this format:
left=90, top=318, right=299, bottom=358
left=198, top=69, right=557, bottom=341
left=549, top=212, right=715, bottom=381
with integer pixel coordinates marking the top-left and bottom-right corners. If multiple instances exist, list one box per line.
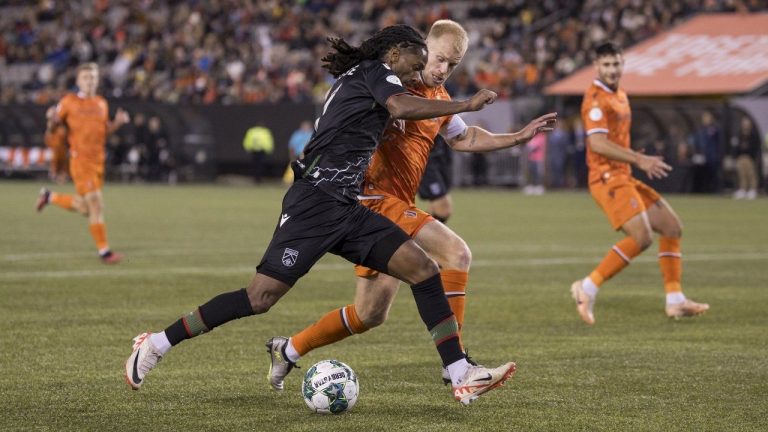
left=301, top=359, right=359, bottom=414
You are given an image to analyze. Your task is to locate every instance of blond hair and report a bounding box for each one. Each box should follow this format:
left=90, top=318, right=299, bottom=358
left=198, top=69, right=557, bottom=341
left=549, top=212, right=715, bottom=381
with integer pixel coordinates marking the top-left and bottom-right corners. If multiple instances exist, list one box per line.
left=428, top=20, right=468, bottom=55
left=76, top=62, right=99, bottom=74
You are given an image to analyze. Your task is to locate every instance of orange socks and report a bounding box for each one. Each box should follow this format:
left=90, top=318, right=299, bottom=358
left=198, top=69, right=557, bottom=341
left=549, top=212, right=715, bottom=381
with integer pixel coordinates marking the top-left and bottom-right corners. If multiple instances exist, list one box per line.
left=441, top=269, right=468, bottom=347
left=658, top=236, right=682, bottom=293
left=88, top=223, right=110, bottom=254
left=291, top=304, right=369, bottom=356
left=50, top=192, right=74, bottom=210
left=589, top=236, right=643, bottom=287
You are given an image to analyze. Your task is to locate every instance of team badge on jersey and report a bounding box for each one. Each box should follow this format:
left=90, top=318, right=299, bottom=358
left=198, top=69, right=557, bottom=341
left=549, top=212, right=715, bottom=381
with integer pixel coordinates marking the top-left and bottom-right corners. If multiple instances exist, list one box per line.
left=589, top=107, right=603, bottom=121
left=282, top=248, right=299, bottom=267
left=386, top=75, right=403, bottom=86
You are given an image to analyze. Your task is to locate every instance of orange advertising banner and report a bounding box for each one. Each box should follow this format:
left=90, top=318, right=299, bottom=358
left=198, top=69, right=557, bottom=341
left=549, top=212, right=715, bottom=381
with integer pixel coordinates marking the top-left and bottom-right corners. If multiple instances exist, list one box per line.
left=545, top=13, right=768, bottom=96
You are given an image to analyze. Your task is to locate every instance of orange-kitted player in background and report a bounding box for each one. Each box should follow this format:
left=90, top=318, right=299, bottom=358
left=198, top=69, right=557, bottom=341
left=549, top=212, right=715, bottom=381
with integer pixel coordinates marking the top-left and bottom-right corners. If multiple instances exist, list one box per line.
left=36, top=62, right=130, bottom=264
left=570, top=42, right=709, bottom=324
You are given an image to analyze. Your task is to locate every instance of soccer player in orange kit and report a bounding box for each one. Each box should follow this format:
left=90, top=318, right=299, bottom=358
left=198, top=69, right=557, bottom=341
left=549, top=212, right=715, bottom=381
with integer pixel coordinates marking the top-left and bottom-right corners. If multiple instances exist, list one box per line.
left=36, top=63, right=130, bottom=264
left=570, top=42, right=709, bottom=324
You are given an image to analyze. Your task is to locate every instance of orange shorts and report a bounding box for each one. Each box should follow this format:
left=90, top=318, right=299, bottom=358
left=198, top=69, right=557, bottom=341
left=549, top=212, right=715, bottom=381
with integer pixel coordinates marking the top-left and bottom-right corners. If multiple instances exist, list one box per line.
left=589, top=173, right=661, bottom=230
left=70, top=159, right=104, bottom=196
left=354, top=189, right=434, bottom=278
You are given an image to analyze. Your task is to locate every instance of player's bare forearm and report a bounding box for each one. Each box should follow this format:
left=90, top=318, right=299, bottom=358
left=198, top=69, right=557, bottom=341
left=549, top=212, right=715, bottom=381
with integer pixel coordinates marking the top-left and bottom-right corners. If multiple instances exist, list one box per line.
left=386, top=95, right=471, bottom=120
left=588, top=133, right=671, bottom=179
left=588, top=134, right=639, bottom=164
left=386, top=89, right=497, bottom=120
left=448, top=113, right=557, bottom=152
left=107, top=109, right=131, bottom=135
left=448, top=127, right=520, bottom=152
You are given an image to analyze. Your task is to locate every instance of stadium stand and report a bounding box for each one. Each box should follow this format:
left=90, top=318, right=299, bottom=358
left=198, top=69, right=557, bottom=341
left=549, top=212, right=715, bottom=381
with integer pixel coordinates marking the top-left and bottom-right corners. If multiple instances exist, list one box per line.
left=0, top=0, right=765, bottom=186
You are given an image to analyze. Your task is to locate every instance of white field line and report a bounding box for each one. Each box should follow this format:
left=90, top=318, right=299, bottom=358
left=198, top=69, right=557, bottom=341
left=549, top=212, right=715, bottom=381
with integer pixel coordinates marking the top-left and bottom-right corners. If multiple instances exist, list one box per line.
left=1, top=251, right=767, bottom=281
left=2, top=243, right=764, bottom=262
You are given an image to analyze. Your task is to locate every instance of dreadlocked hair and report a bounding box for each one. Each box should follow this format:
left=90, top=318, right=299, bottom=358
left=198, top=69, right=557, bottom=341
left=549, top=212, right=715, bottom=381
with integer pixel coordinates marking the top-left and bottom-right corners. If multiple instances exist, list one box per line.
left=322, top=25, right=426, bottom=78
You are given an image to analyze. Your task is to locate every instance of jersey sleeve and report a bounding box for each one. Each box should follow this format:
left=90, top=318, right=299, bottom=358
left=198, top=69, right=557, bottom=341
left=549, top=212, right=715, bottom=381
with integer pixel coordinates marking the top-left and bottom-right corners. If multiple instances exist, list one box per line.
left=56, top=96, right=71, bottom=122
left=365, top=63, right=409, bottom=107
left=581, top=91, right=609, bottom=136
left=442, top=114, right=467, bottom=140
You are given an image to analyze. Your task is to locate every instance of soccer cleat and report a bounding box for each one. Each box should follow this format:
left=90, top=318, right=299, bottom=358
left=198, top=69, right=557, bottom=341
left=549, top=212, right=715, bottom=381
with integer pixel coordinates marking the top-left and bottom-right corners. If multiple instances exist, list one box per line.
left=442, top=350, right=479, bottom=385
left=571, top=279, right=595, bottom=325
left=101, top=251, right=123, bottom=265
left=666, top=299, right=710, bottom=319
left=124, top=332, right=163, bottom=390
left=452, top=362, right=517, bottom=406
left=266, top=336, right=298, bottom=391
left=36, top=188, right=51, bottom=212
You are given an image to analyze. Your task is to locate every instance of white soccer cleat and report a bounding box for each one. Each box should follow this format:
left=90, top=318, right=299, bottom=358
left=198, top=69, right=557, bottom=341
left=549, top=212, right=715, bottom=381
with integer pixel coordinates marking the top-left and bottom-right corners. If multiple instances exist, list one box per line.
left=124, top=332, right=163, bottom=390
left=666, top=299, right=710, bottom=319
left=452, top=362, right=517, bottom=405
left=571, top=279, right=595, bottom=325
left=265, top=336, right=298, bottom=391
left=442, top=350, right=479, bottom=385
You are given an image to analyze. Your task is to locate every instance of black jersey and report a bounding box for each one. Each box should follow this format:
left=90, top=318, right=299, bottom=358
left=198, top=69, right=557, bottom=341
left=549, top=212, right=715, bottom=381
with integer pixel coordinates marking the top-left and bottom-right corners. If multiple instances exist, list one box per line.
left=293, top=60, right=409, bottom=202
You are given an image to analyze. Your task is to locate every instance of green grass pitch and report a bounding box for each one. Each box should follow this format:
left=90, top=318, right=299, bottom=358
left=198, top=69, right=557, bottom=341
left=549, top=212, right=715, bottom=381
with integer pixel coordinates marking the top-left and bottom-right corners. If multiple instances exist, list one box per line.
left=1, top=181, right=766, bottom=431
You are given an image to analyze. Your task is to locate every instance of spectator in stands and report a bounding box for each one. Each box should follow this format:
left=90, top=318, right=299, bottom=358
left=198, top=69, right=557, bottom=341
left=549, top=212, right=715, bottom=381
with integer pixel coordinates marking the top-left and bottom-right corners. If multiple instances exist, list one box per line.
left=731, top=116, right=760, bottom=199
left=547, top=122, right=571, bottom=188
left=524, top=130, right=546, bottom=195
left=2, top=0, right=763, bottom=105
left=145, top=116, right=170, bottom=182
left=243, top=122, right=274, bottom=184
left=571, top=117, right=588, bottom=187
left=283, top=120, right=313, bottom=185
left=691, top=111, right=722, bottom=193
left=288, top=120, right=313, bottom=161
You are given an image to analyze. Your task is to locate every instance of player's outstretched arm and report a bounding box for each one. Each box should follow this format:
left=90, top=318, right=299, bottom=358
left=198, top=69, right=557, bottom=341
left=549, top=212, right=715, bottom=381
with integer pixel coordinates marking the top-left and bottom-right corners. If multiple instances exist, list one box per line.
left=446, top=112, right=557, bottom=152
left=45, top=106, right=59, bottom=133
left=588, top=133, right=672, bottom=179
left=386, top=89, right=497, bottom=120
left=107, top=108, right=131, bottom=134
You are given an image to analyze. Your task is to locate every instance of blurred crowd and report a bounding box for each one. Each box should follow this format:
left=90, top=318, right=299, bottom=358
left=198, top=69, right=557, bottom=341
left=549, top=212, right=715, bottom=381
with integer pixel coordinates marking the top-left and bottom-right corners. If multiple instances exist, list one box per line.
left=1, top=0, right=764, bottom=105
left=107, top=112, right=177, bottom=183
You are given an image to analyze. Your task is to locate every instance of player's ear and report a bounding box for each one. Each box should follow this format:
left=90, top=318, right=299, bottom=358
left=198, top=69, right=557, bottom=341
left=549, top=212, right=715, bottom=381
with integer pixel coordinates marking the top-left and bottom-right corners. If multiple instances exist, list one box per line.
left=387, top=47, right=400, bottom=64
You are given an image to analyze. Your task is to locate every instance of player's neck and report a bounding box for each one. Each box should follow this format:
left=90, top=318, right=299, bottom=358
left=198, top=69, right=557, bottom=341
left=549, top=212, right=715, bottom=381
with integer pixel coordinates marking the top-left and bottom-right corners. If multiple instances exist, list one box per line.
left=595, top=78, right=618, bottom=93
left=77, top=91, right=97, bottom=98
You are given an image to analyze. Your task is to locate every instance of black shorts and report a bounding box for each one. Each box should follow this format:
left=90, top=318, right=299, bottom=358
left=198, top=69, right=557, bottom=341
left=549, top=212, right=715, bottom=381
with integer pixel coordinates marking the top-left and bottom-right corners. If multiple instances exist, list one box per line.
left=257, top=182, right=411, bottom=286
left=418, top=153, right=452, bottom=200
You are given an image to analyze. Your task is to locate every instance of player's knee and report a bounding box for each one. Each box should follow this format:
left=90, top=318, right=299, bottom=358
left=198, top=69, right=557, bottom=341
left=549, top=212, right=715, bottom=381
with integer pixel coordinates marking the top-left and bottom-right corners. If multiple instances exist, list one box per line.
left=359, top=307, right=388, bottom=328
left=248, top=297, right=273, bottom=314
left=446, top=240, right=471, bottom=270
left=665, top=221, right=683, bottom=238
left=246, top=287, right=279, bottom=314
left=412, top=256, right=440, bottom=282
left=635, top=232, right=653, bottom=250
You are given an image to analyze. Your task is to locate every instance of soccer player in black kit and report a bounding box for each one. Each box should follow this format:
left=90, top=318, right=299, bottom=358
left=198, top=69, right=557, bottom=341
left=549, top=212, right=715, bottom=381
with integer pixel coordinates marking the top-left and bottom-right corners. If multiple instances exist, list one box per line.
left=125, top=25, right=516, bottom=405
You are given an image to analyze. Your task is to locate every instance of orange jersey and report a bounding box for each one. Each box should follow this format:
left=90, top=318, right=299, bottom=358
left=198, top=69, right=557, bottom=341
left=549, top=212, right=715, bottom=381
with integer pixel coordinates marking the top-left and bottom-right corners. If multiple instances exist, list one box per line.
left=57, top=93, right=109, bottom=163
left=363, top=83, right=453, bottom=204
left=581, top=79, right=632, bottom=184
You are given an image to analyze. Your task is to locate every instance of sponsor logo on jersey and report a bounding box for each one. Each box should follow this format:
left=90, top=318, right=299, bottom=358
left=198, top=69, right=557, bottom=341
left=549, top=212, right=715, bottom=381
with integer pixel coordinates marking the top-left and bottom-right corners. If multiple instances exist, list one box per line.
left=282, top=248, right=299, bottom=267
left=405, top=210, right=417, bottom=218
left=280, top=213, right=290, bottom=227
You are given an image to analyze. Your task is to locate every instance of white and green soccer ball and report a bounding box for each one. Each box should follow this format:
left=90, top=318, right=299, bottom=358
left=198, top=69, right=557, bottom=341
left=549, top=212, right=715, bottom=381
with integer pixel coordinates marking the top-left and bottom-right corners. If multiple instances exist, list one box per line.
left=301, top=359, right=359, bottom=414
